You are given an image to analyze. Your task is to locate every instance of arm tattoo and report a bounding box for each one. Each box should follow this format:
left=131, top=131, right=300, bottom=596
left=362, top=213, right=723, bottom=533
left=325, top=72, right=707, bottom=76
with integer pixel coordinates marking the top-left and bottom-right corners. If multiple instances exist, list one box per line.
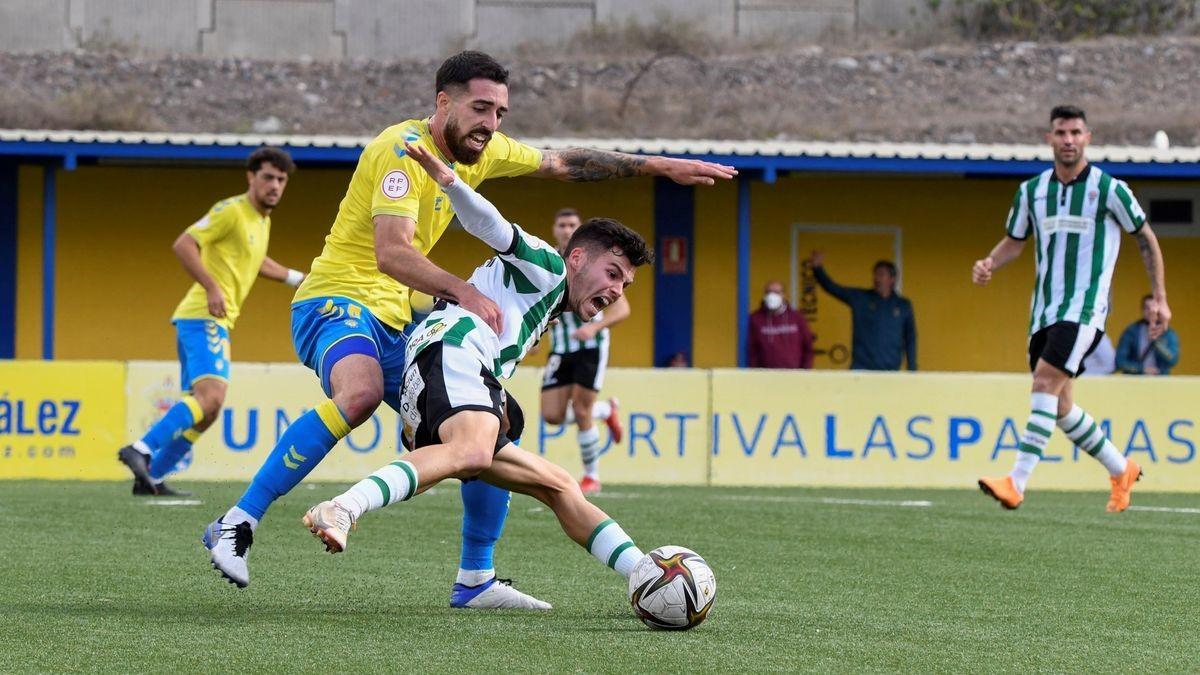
left=546, top=148, right=648, bottom=182
left=1135, top=229, right=1162, bottom=293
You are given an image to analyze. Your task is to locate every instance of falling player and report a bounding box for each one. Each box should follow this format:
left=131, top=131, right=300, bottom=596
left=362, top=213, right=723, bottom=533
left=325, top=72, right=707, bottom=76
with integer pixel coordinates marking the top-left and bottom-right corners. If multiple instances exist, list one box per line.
left=540, top=207, right=628, bottom=495
left=303, top=139, right=653, bottom=592
left=974, top=106, right=1171, bottom=512
left=201, top=51, right=735, bottom=602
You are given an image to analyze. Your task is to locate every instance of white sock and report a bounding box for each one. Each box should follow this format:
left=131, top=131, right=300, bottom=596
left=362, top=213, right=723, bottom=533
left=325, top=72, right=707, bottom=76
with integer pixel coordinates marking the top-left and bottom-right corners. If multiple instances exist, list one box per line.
left=456, top=568, right=496, bottom=587
left=563, top=406, right=576, bottom=425
left=224, top=505, right=259, bottom=532
left=132, top=440, right=152, bottom=456
left=1011, top=452, right=1039, bottom=493
left=578, top=426, right=602, bottom=479
left=1093, top=444, right=1129, bottom=478
left=592, top=399, right=612, bottom=420
left=337, top=460, right=418, bottom=520
left=1010, top=392, right=1057, bottom=492
left=586, top=518, right=643, bottom=578
left=1058, top=404, right=1127, bottom=477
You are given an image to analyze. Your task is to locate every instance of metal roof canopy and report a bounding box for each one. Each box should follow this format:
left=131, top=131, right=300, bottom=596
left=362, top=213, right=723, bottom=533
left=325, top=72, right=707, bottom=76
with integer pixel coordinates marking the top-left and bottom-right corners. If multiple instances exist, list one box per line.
left=4, top=129, right=1198, bottom=363
left=3, top=128, right=1200, bottom=178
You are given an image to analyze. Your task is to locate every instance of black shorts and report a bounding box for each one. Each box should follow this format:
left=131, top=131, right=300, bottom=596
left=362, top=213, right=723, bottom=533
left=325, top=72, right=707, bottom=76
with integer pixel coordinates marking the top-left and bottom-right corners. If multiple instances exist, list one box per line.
left=1028, top=321, right=1104, bottom=377
left=541, top=347, right=606, bottom=392
left=399, top=342, right=524, bottom=452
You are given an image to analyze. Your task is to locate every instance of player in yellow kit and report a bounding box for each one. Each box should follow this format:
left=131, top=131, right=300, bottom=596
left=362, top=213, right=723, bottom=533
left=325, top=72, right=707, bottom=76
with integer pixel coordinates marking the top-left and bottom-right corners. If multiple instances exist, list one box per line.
left=204, top=52, right=737, bottom=597
left=119, top=148, right=305, bottom=496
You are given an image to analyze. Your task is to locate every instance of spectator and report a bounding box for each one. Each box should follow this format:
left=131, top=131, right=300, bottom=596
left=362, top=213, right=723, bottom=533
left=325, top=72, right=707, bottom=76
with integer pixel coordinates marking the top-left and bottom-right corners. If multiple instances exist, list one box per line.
left=1081, top=333, right=1116, bottom=376
left=747, top=280, right=814, bottom=368
left=810, top=251, right=916, bottom=371
left=666, top=351, right=690, bottom=368
left=1117, top=294, right=1180, bottom=375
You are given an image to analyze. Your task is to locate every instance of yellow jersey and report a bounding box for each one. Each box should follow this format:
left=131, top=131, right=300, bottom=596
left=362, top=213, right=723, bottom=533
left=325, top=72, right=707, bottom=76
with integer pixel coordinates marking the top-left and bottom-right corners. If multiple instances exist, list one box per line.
left=293, top=118, right=543, bottom=329
left=172, top=194, right=270, bottom=329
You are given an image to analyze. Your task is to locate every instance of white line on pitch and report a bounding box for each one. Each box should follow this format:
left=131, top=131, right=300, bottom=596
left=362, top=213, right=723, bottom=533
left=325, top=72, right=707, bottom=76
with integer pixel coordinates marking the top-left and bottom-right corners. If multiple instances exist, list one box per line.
left=595, top=492, right=931, bottom=508
left=144, top=499, right=203, bottom=506
left=1127, top=505, right=1200, bottom=515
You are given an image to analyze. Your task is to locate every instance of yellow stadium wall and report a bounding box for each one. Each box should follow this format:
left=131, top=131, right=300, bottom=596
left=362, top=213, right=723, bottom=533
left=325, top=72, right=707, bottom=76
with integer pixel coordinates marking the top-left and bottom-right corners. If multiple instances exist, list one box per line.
left=13, top=166, right=655, bottom=367
left=692, top=174, right=1199, bottom=374
left=13, top=165, right=1197, bottom=374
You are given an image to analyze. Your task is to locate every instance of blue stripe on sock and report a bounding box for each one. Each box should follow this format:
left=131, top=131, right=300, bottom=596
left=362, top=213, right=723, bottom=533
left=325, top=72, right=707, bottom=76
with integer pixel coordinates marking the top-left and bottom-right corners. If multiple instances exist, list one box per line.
left=235, top=408, right=340, bottom=520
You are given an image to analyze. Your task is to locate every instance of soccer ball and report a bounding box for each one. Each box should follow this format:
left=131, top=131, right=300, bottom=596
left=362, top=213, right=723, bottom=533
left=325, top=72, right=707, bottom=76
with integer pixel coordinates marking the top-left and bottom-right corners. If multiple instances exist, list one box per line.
left=627, top=546, right=716, bottom=630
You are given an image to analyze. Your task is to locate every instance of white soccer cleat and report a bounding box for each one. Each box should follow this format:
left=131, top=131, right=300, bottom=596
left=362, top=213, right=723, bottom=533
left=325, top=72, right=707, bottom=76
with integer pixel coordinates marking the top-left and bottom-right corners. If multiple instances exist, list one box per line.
left=450, top=577, right=552, bottom=610
left=302, top=500, right=356, bottom=553
left=202, top=517, right=253, bottom=588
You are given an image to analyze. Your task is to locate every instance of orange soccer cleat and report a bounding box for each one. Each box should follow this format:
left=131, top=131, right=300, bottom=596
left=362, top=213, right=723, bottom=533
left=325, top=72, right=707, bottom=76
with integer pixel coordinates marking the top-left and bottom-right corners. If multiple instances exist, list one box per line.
left=1106, top=458, right=1143, bottom=513
left=978, top=475, right=1024, bottom=510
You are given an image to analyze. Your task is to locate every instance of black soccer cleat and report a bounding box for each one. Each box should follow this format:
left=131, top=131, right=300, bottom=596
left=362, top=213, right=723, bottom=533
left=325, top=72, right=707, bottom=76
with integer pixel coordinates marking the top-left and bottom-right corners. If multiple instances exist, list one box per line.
left=118, top=445, right=155, bottom=488
left=152, top=482, right=192, bottom=497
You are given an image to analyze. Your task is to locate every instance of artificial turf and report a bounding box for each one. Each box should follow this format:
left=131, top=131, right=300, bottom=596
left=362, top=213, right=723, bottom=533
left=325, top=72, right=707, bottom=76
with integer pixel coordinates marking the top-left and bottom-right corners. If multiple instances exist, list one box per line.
left=2, top=481, right=1197, bottom=672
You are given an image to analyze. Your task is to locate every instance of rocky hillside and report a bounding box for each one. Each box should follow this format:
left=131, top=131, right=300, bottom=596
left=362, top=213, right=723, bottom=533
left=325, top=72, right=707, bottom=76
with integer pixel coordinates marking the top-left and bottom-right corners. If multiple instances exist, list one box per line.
left=2, top=37, right=1198, bottom=146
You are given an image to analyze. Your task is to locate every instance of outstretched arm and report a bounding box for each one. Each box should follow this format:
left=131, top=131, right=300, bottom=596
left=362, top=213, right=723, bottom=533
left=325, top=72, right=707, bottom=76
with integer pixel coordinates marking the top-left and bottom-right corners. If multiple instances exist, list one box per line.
left=404, top=140, right=515, bottom=252
left=258, top=256, right=306, bottom=287
left=972, top=236, right=1026, bottom=285
left=533, top=148, right=737, bottom=186
left=1134, top=225, right=1171, bottom=339
left=809, top=251, right=853, bottom=304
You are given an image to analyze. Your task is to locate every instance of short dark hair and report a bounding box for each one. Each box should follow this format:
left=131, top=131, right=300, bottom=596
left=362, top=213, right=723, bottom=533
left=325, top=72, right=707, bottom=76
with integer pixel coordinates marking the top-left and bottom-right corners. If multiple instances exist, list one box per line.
left=874, top=260, right=897, bottom=277
left=1142, top=293, right=1155, bottom=305
left=1051, top=105, right=1087, bottom=125
left=566, top=217, right=654, bottom=268
left=555, top=208, right=580, bottom=220
left=247, top=147, right=295, bottom=174
left=436, top=51, right=509, bottom=95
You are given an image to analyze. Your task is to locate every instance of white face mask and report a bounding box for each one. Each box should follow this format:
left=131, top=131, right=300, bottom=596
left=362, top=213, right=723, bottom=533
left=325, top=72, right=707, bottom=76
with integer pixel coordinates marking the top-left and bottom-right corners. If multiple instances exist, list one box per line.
left=763, top=292, right=784, bottom=311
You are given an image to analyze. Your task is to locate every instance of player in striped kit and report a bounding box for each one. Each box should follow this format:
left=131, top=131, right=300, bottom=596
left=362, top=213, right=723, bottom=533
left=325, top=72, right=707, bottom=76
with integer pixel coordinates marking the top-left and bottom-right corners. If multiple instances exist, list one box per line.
left=302, top=139, right=653, bottom=589
left=973, top=106, right=1171, bottom=512
left=540, top=208, right=628, bottom=495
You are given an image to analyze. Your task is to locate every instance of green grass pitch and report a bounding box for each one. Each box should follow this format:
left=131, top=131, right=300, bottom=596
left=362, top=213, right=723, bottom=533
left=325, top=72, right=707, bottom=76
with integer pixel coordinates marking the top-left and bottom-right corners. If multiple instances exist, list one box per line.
left=2, top=481, right=1197, bottom=672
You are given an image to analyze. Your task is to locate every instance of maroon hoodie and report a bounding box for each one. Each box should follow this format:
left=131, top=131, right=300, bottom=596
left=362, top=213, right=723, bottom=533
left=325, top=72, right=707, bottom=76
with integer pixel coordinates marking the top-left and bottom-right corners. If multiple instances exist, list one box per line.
left=747, top=304, right=814, bottom=369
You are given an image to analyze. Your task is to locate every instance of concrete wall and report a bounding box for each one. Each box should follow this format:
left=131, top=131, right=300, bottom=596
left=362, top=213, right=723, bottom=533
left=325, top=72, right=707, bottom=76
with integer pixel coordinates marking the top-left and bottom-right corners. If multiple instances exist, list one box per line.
left=0, top=0, right=941, bottom=60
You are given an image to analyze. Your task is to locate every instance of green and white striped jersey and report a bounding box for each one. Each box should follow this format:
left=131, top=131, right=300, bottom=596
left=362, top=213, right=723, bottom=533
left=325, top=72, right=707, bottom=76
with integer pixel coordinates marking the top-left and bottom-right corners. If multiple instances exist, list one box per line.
left=548, top=310, right=607, bottom=354
left=405, top=180, right=567, bottom=379
left=1006, top=165, right=1145, bottom=335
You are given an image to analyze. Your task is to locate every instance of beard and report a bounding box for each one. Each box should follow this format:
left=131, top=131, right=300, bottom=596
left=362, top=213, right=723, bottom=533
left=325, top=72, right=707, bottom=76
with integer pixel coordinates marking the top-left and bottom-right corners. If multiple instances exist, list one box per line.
left=444, top=116, right=490, bottom=165
left=1054, top=148, right=1082, bottom=166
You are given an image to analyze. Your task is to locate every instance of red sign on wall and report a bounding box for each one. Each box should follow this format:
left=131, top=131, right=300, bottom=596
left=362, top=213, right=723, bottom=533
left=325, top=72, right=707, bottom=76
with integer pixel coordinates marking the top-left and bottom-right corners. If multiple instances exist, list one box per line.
left=660, top=236, right=689, bottom=274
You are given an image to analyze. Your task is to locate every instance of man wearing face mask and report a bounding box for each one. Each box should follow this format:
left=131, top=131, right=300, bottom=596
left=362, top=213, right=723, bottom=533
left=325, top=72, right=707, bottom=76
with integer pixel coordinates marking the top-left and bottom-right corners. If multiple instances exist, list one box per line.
left=810, top=252, right=917, bottom=371
left=747, top=280, right=813, bottom=369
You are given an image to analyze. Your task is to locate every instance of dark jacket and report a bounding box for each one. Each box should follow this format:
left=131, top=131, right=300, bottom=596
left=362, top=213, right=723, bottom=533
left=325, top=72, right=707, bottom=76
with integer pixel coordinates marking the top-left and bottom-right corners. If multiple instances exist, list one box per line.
left=1116, top=320, right=1180, bottom=375
left=747, top=304, right=814, bottom=369
left=813, top=265, right=916, bottom=371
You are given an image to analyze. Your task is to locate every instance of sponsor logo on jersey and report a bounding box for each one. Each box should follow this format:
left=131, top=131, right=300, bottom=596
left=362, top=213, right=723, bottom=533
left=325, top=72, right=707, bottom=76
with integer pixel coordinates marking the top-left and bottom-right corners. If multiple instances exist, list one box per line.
left=1043, top=215, right=1092, bottom=235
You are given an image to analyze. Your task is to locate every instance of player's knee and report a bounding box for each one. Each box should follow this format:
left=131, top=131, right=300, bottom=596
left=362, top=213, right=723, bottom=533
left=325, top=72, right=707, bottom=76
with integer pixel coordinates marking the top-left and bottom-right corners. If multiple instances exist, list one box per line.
left=543, top=409, right=566, bottom=425
left=335, top=384, right=382, bottom=426
left=453, top=442, right=495, bottom=476
left=570, top=401, right=592, bottom=425
left=194, top=390, right=224, bottom=423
